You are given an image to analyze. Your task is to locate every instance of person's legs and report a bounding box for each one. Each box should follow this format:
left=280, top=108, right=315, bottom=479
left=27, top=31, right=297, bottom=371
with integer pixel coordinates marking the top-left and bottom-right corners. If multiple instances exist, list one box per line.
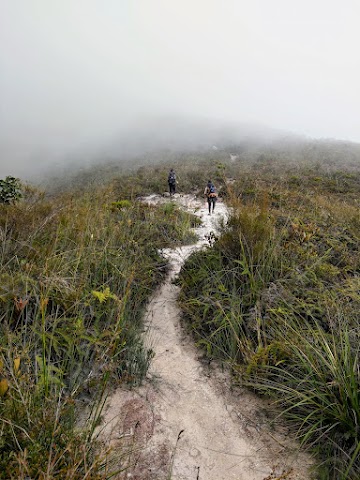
left=208, top=198, right=211, bottom=214
left=212, top=197, right=216, bottom=212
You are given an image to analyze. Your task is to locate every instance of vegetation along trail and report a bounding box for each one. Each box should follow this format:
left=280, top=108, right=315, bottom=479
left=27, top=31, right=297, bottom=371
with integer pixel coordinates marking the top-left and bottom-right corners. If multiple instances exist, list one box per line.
left=99, top=194, right=313, bottom=480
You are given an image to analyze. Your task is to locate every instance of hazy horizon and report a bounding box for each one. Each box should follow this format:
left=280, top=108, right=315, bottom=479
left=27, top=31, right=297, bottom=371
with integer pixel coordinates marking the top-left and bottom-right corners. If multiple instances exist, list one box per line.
left=1, top=0, right=360, bottom=178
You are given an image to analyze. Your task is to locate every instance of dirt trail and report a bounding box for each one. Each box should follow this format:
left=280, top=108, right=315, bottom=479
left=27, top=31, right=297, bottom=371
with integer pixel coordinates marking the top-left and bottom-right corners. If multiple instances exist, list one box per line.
left=99, top=194, right=313, bottom=480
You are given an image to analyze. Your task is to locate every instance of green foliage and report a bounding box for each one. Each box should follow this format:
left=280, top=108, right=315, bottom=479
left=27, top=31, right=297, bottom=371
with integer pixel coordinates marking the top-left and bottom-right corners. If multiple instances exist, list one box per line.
left=0, top=176, right=22, bottom=204
left=245, top=341, right=289, bottom=376
left=110, top=199, right=132, bottom=210
left=0, top=178, right=196, bottom=477
left=246, top=315, right=360, bottom=479
left=177, top=166, right=360, bottom=478
left=2, top=144, right=358, bottom=477
left=0, top=356, right=106, bottom=479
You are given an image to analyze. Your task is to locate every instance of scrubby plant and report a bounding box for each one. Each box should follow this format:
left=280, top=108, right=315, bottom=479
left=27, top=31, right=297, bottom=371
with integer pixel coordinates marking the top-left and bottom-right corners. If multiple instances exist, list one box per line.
left=110, top=199, right=132, bottom=210
left=0, top=176, right=22, bottom=204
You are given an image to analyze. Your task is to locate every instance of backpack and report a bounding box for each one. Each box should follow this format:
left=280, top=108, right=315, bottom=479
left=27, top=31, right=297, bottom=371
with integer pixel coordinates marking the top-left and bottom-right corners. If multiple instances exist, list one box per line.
left=208, top=184, right=217, bottom=196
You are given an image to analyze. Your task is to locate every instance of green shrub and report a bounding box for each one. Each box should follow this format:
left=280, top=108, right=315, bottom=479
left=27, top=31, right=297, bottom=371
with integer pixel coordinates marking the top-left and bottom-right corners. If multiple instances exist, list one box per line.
left=110, top=199, right=132, bottom=210
left=0, top=176, right=22, bottom=204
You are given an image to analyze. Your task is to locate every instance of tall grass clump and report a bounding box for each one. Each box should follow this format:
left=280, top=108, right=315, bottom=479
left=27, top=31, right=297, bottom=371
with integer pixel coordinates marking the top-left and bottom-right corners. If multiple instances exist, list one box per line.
left=0, top=179, right=197, bottom=478
left=178, top=191, right=281, bottom=362
left=246, top=309, right=360, bottom=479
left=177, top=167, right=360, bottom=478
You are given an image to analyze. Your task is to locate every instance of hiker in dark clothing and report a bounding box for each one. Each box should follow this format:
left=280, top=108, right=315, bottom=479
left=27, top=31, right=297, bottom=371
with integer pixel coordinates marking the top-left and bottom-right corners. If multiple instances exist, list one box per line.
left=168, top=169, right=176, bottom=195
left=204, top=180, right=217, bottom=214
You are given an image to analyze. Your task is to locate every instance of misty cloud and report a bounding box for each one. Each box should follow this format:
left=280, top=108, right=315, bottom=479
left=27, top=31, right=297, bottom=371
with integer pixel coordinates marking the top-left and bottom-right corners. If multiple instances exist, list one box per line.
left=1, top=0, right=359, bottom=177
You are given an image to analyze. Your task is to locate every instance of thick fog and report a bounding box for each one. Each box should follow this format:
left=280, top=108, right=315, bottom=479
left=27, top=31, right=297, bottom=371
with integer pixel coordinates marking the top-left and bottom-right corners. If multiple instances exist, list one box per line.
left=1, top=0, right=360, bottom=178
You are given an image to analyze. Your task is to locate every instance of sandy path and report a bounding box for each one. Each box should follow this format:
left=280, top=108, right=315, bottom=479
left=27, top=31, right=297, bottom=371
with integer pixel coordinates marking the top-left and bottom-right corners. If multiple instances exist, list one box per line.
left=99, top=194, right=313, bottom=480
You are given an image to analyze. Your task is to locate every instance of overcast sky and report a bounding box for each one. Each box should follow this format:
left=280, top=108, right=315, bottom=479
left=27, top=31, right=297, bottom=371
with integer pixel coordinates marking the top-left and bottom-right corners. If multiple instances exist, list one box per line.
left=1, top=0, right=359, bottom=175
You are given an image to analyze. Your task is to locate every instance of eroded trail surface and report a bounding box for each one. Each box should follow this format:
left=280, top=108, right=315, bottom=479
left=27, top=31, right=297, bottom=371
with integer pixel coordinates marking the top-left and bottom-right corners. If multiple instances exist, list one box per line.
left=99, top=194, right=313, bottom=480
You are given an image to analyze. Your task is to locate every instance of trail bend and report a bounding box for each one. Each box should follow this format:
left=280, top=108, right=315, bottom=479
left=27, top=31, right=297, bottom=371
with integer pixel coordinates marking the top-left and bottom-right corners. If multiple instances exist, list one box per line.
left=99, top=194, right=313, bottom=480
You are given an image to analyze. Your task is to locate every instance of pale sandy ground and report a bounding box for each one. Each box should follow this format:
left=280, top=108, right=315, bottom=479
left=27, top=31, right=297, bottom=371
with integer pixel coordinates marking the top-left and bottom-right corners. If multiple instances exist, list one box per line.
left=98, top=194, right=314, bottom=480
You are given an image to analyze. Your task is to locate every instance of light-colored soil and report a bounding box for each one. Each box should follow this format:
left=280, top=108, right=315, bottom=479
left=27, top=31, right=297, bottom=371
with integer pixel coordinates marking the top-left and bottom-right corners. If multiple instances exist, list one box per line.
left=98, top=194, right=314, bottom=480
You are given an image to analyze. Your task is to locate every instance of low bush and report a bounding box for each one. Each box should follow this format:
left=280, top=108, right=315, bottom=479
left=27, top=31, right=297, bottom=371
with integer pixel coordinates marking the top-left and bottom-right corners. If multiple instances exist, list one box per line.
left=0, top=176, right=22, bottom=204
